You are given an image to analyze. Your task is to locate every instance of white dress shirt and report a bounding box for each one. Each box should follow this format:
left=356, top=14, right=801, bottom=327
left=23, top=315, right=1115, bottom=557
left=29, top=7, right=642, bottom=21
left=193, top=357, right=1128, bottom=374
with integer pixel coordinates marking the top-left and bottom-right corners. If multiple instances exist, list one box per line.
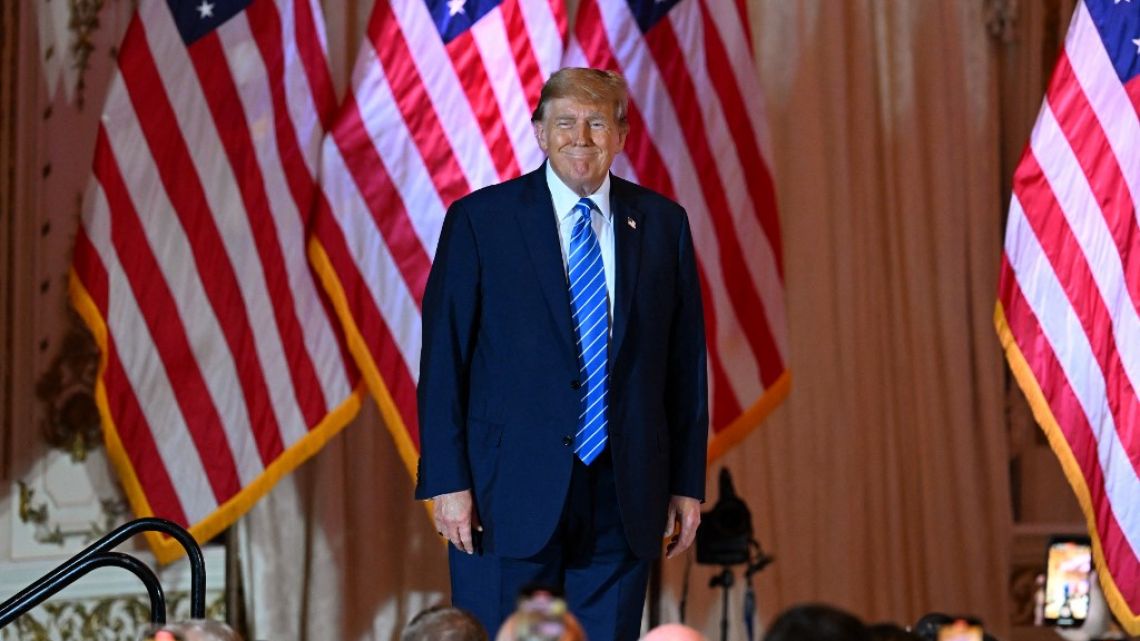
left=546, top=162, right=616, bottom=321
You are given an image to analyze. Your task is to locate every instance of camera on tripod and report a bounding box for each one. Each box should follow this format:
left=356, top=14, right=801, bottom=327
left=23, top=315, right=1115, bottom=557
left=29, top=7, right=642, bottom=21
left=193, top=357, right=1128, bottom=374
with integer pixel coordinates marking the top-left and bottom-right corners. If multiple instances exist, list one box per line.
left=692, top=467, right=774, bottom=641
left=696, top=468, right=754, bottom=566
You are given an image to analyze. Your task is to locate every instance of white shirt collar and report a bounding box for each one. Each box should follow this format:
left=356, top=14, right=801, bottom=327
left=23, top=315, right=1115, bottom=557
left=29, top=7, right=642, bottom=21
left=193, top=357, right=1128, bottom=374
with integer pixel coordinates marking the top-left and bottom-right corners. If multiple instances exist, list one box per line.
left=545, top=161, right=612, bottom=223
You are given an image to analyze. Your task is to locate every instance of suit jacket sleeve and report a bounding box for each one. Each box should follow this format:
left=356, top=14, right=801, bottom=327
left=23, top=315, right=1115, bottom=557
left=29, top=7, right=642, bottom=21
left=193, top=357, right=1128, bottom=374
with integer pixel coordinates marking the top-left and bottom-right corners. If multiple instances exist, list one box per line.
left=667, top=211, right=709, bottom=500
left=415, top=200, right=480, bottom=500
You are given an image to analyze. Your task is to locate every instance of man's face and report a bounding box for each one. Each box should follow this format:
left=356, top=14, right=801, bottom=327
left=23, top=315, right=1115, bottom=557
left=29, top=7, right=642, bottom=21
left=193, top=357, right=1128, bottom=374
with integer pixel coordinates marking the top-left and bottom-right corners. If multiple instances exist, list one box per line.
left=534, top=97, right=627, bottom=196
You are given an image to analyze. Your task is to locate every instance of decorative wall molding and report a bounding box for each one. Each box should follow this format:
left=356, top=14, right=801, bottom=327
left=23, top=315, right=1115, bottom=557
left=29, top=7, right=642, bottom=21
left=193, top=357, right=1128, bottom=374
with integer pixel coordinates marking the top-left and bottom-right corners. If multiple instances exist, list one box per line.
left=0, top=590, right=227, bottom=641
left=34, top=310, right=101, bottom=463
left=10, top=448, right=134, bottom=559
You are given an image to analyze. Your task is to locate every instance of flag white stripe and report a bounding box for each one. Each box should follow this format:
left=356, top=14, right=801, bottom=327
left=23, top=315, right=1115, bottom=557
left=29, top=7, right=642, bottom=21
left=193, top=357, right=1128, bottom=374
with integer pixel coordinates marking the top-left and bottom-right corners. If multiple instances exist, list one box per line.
left=102, top=85, right=266, bottom=486
left=278, top=0, right=324, bottom=178
left=141, top=3, right=307, bottom=443
left=516, top=0, right=563, bottom=80
left=1006, top=194, right=1140, bottom=557
left=216, top=14, right=351, bottom=422
left=702, top=0, right=773, bottom=161
left=593, top=0, right=763, bottom=407
left=1066, top=2, right=1140, bottom=210
left=668, top=2, right=788, bottom=361
left=384, top=0, right=499, bottom=192
left=471, top=9, right=544, bottom=173
left=321, top=140, right=423, bottom=378
left=87, top=182, right=216, bottom=522
left=1030, top=104, right=1140, bottom=397
left=561, top=36, right=590, bottom=70
left=352, top=45, right=448, bottom=257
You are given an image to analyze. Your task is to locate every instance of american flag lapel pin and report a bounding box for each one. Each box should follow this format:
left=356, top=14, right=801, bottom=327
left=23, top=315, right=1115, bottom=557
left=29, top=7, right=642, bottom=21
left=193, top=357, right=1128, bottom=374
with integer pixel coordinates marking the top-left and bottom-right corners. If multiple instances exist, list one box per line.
left=627, top=216, right=637, bottom=230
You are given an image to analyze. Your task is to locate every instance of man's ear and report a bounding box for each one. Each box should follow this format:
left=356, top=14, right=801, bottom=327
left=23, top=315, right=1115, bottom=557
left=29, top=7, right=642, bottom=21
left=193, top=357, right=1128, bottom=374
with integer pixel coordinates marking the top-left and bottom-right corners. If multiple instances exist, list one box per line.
left=533, top=121, right=548, bottom=153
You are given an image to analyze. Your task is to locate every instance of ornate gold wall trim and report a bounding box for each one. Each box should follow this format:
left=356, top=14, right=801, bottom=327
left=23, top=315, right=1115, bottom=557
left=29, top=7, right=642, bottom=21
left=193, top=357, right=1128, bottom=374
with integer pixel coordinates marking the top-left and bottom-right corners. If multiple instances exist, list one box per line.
left=0, top=591, right=225, bottom=641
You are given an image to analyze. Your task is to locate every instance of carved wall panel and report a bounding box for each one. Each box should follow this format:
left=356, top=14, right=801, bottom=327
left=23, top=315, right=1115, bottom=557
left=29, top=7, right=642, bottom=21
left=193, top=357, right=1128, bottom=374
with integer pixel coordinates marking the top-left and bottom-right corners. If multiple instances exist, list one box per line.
left=0, top=547, right=226, bottom=641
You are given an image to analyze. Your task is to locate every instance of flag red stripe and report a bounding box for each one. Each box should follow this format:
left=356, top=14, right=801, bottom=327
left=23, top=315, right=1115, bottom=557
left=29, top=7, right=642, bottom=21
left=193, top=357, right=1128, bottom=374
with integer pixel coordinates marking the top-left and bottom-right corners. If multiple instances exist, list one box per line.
left=313, top=204, right=421, bottom=444
left=246, top=1, right=322, bottom=223
left=244, top=1, right=357, bottom=390
left=1000, top=267, right=1140, bottom=603
left=125, top=27, right=293, bottom=471
left=500, top=0, right=545, bottom=111
left=94, top=125, right=241, bottom=502
left=119, top=22, right=286, bottom=470
left=188, top=32, right=327, bottom=437
left=446, top=31, right=521, bottom=181
left=698, top=267, right=743, bottom=429
left=75, top=219, right=192, bottom=525
left=73, top=229, right=108, bottom=313
left=574, top=0, right=740, bottom=425
left=293, top=0, right=336, bottom=128
left=331, top=95, right=432, bottom=305
left=104, top=337, right=191, bottom=525
left=1015, top=153, right=1140, bottom=474
left=366, top=1, right=470, bottom=208
left=1128, top=82, right=1140, bottom=123
left=549, top=0, right=568, bottom=44
left=730, top=0, right=753, bottom=53
left=1047, top=54, right=1140, bottom=313
left=697, top=1, right=784, bottom=278
left=642, top=19, right=784, bottom=387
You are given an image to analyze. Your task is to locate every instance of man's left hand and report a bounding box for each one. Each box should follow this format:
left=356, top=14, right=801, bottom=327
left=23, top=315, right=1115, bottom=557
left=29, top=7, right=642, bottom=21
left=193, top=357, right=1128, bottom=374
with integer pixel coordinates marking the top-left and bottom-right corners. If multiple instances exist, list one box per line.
left=664, top=495, right=701, bottom=559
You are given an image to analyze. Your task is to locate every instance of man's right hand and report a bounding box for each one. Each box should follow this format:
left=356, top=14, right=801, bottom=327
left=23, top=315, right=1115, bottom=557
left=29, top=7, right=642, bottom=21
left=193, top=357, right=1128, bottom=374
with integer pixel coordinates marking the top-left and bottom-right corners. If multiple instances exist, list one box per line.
left=432, top=489, right=481, bottom=554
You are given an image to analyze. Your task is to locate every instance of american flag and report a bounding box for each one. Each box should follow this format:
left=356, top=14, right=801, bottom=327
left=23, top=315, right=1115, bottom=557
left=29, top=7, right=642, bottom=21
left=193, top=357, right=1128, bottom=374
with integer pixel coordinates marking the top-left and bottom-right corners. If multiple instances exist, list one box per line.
left=566, top=0, right=789, bottom=460
left=69, top=0, right=360, bottom=562
left=310, top=0, right=567, bottom=475
left=996, top=0, right=1140, bottom=632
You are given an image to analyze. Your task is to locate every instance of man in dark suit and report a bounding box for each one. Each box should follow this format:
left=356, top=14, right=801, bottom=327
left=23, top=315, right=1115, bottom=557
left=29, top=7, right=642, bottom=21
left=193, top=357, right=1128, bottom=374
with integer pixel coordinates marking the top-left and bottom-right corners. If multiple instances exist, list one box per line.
left=416, top=68, right=708, bottom=641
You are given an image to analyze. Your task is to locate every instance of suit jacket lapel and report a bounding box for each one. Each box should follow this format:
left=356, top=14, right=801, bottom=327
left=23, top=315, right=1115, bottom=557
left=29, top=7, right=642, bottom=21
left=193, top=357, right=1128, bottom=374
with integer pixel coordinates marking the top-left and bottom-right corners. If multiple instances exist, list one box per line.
left=610, top=178, right=643, bottom=368
left=515, top=166, right=577, bottom=362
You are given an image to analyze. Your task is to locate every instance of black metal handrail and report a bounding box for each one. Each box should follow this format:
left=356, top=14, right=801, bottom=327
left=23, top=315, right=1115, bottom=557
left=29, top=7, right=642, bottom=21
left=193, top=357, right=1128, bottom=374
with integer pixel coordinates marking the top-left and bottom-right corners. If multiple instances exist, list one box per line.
left=0, top=517, right=205, bottom=628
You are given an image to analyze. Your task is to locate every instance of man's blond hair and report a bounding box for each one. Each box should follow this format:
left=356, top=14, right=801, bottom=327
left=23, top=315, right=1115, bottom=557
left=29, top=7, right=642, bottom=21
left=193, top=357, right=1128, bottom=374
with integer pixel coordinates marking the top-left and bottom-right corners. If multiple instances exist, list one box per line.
left=531, top=67, right=629, bottom=130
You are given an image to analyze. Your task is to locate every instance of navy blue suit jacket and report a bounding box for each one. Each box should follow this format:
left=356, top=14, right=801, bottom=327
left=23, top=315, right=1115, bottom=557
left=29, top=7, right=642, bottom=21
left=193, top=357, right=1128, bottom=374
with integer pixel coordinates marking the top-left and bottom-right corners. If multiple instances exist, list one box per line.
left=415, top=165, right=708, bottom=560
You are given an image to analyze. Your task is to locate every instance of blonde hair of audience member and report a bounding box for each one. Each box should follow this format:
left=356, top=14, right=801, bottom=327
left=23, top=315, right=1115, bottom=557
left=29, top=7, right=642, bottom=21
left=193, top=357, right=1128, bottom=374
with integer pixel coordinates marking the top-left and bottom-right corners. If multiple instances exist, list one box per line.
left=643, top=622, right=708, bottom=641
left=494, top=592, right=586, bottom=641
left=402, top=605, right=488, bottom=641
left=137, top=619, right=242, bottom=641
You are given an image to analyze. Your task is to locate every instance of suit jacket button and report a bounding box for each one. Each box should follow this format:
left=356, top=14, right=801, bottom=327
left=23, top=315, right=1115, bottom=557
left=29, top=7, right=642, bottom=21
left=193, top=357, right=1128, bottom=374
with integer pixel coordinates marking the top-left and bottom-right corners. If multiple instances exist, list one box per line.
left=562, top=435, right=573, bottom=446
left=570, top=380, right=582, bottom=390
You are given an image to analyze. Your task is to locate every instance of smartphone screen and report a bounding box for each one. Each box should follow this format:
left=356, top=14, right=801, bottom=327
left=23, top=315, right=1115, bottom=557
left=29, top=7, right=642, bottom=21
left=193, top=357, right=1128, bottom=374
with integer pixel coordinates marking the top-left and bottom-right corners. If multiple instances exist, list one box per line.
left=936, top=619, right=983, bottom=641
left=1043, top=537, right=1092, bottom=627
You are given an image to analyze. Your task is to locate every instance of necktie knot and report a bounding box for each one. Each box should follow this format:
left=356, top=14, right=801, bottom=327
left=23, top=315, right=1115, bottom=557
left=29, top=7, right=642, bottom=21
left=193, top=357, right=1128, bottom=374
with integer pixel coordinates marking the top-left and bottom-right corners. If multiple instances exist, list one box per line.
left=575, top=198, right=597, bottom=223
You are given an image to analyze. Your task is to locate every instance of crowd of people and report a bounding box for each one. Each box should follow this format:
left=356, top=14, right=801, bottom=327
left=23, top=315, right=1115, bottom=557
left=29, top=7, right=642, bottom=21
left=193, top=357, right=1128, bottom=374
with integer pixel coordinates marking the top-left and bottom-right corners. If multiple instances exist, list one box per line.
left=134, top=573, right=1118, bottom=641
left=136, top=598, right=1110, bottom=641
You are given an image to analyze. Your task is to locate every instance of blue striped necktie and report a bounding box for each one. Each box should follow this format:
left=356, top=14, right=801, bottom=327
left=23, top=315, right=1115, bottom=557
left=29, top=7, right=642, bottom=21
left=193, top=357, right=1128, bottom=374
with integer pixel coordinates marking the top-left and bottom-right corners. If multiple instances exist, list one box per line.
left=567, top=197, right=609, bottom=465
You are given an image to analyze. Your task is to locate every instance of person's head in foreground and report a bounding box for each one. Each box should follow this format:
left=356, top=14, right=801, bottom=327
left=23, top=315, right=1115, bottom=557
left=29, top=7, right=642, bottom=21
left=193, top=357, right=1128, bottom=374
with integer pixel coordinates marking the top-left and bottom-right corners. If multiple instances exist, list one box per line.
left=866, top=622, right=922, bottom=641
left=402, top=604, right=488, bottom=641
left=643, top=622, right=708, bottom=640
left=763, top=603, right=871, bottom=641
left=494, top=590, right=586, bottom=641
left=137, top=619, right=241, bottom=641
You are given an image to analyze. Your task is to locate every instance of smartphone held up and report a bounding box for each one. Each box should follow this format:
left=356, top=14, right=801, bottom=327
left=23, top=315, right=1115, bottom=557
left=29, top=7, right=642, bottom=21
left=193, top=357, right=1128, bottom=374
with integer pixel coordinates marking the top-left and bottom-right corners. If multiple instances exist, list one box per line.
left=1043, top=536, right=1093, bottom=628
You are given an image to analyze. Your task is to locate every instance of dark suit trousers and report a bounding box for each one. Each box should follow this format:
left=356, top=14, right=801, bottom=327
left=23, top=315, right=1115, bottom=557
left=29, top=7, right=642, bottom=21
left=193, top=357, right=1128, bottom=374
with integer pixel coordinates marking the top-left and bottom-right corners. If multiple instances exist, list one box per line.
left=449, top=448, right=651, bottom=640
